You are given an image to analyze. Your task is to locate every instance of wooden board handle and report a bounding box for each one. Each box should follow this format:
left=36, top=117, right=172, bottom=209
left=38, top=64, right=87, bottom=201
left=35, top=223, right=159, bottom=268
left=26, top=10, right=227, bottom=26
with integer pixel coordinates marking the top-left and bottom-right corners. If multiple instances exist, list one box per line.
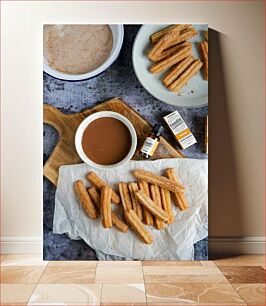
left=43, top=104, right=66, bottom=137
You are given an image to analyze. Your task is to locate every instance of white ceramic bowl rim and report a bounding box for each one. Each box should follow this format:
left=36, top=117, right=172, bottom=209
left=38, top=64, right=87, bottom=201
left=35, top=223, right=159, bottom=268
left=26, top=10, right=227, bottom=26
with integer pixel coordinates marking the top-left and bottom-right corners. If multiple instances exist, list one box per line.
left=75, top=111, right=137, bottom=169
left=43, top=24, right=124, bottom=81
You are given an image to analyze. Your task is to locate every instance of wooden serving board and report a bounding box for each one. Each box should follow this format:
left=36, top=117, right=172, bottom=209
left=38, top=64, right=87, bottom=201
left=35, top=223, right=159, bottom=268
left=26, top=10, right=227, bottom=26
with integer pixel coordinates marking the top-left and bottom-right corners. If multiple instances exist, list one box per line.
left=44, top=98, right=183, bottom=185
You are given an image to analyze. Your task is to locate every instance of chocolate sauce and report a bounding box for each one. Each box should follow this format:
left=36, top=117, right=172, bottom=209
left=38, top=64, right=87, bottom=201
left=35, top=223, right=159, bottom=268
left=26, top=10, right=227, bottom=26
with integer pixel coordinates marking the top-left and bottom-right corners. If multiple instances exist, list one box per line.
left=82, top=117, right=132, bottom=165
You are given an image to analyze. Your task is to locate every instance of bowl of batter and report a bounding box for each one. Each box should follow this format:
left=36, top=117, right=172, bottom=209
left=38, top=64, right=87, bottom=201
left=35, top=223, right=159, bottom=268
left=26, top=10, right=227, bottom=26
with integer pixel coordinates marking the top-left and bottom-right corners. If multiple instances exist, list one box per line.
left=43, top=24, right=124, bottom=81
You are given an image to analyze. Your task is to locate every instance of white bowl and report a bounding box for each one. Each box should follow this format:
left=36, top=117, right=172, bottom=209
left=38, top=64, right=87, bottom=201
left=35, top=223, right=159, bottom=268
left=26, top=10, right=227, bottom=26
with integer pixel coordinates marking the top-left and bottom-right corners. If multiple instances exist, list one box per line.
left=75, top=111, right=137, bottom=170
left=43, top=25, right=124, bottom=81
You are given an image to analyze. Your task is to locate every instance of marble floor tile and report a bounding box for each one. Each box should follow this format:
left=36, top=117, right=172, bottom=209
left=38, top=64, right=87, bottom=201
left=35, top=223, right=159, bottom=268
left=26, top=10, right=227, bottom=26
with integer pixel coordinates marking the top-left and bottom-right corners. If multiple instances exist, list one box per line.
left=0, top=254, right=7, bottom=262
left=143, top=265, right=228, bottom=283
left=1, top=266, right=45, bottom=284
left=233, top=284, right=266, bottom=303
left=214, top=255, right=265, bottom=267
left=39, top=266, right=96, bottom=284
left=101, top=284, right=146, bottom=303
left=48, top=260, right=98, bottom=267
left=1, top=255, right=48, bottom=267
left=218, top=266, right=265, bottom=284
left=1, top=284, right=36, bottom=304
left=95, top=261, right=144, bottom=283
left=142, top=261, right=201, bottom=266
left=145, top=283, right=245, bottom=304
left=200, top=260, right=216, bottom=266
left=28, top=284, right=102, bottom=305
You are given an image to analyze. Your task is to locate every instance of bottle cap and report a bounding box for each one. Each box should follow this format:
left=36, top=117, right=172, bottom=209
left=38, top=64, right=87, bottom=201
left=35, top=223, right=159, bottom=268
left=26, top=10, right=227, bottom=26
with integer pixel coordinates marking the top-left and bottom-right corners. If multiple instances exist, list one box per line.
left=152, top=124, right=164, bottom=137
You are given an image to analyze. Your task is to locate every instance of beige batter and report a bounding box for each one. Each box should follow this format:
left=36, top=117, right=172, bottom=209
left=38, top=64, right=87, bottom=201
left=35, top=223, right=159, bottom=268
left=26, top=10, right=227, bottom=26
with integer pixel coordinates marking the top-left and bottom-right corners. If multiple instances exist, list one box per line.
left=43, top=25, right=113, bottom=74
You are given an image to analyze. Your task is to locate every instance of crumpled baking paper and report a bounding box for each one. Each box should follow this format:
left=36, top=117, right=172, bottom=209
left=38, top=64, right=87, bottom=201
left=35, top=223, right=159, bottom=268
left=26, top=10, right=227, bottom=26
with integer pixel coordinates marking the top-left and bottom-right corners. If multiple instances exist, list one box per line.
left=53, top=158, right=208, bottom=260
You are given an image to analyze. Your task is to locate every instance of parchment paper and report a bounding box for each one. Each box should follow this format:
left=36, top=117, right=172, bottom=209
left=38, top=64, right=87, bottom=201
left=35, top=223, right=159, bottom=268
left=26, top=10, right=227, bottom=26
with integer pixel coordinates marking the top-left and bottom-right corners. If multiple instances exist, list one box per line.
left=53, top=158, right=208, bottom=260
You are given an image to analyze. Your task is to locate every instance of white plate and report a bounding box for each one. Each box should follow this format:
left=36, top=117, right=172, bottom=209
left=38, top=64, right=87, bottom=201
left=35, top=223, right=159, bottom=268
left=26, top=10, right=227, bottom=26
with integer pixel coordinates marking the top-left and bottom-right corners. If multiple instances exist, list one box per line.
left=43, top=24, right=124, bottom=81
left=132, top=24, right=208, bottom=107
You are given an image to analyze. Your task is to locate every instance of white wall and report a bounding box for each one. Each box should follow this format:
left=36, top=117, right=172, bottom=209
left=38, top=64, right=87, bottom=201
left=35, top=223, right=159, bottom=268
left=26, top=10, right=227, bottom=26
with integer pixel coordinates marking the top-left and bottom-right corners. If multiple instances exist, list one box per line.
left=1, top=1, right=265, bottom=254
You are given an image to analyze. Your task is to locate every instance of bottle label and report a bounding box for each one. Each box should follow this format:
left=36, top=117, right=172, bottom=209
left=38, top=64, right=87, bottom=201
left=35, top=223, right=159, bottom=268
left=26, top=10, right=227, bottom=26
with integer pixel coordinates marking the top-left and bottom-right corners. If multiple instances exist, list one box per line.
left=140, top=137, right=159, bottom=156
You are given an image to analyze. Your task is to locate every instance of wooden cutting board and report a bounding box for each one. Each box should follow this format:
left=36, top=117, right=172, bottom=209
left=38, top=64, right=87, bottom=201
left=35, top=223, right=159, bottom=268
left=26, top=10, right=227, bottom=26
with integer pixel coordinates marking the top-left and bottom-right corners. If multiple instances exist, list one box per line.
left=44, top=98, right=183, bottom=185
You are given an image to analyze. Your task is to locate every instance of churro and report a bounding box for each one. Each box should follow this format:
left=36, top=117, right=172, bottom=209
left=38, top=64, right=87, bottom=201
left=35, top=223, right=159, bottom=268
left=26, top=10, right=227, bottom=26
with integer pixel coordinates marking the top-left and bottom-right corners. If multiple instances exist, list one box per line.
left=200, top=41, right=208, bottom=80
left=101, top=186, right=112, bottom=228
left=149, top=43, right=192, bottom=74
left=88, top=187, right=101, bottom=208
left=152, top=41, right=190, bottom=62
left=111, top=212, right=128, bottom=232
left=133, top=169, right=184, bottom=193
left=138, top=181, right=154, bottom=225
left=135, top=190, right=169, bottom=222
left=177, top=27, right=198, bottom=44
left=86, top=171, right=120, bottom=204
left=128, top=182, right=143, bottom=220
left=160, top=187, right=175, bottom=224
left=168, top=59, right=203, bottom=92
left=205, top=31, right=208, bottom=41
left=148, top=27, right=180, bottom=62
left=165, top=168, right=189, bottom=211
left=163, top=55, right=194, bottom=87
left=75, top=180, right=98, bottom=219
left=150, top=24, right=191, bottom=44
left=150, top=185, right=166, bottom=230
left=126, top=210, right=153, bottom=244
left=118, top=182, right=132, bottom=211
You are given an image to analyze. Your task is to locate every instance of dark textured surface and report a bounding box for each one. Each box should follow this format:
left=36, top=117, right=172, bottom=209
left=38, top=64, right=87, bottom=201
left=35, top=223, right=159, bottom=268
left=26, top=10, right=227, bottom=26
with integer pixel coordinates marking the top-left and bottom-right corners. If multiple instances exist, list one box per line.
left=43, top=25, right=208, bottom=260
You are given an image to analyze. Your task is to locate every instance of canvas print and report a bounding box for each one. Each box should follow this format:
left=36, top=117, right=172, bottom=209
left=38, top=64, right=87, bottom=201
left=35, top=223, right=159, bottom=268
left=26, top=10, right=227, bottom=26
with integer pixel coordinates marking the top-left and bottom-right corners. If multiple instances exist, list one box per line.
left=43, top=24, right=208, bottom=260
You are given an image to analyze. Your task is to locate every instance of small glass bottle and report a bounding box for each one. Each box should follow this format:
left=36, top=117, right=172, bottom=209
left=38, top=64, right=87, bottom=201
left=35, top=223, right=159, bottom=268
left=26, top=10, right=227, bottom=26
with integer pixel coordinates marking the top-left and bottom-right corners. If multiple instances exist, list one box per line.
left=140, top=124, right=164, bottom=159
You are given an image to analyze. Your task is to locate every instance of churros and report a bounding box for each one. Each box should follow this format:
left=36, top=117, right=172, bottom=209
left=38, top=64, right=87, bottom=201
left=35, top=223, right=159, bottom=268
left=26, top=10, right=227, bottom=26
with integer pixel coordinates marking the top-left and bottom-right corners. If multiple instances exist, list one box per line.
left=200, top=41, right=208, bottom=80
left=149, top=43, right=192, bottom=74
left=133, top=169, right=184, bottom=193
left=165, top=168, right=189, bottom=211
left=86, top=171, right=120, bottom=204
left=126, top=210, right=153, bottom=244
left=135, top=190, right=169, bottom=222
left=75, top=180, right=98, bottom=219
left=118, top=182, right=133, bottom=211
left=88, top=187, right=101, bottom=208
left=138, top=181, right=154, bottom=225
left=111, top=212, right=128, bottom=232
left=150, top=185, right=166, bottom=230
left=101, top=186, right=112, bottom=228
left=160, top=187, right=175, bottom=224
left=163, top=55, right=194, bottom=87
left=168, top=59, right=203, bottom=92
left=152, top=41, right=190, bottom=62
left=150, top=24, right=191, bottom=44
left=128, top=182, right=143, bottom=220
left=148, top=27, right=180, bottom=62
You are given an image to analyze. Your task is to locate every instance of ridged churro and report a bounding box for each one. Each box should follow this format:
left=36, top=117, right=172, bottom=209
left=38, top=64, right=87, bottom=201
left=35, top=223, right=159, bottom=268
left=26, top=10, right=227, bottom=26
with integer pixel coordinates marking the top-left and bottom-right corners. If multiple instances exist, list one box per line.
left=163, top=55, right=194, bottom=87
left=133, top=169, right=184, bottom=193
left=165, top=168, right=189, bottom=211
left=152, top=41, right=190, bottom=62
left=126, top=210, right=153, bottom=244
left=200, top=41, right=208, bottom=80
left=101, top=186, right=112, bottom=228
left=160, top=187, right=175, bottom=224
left=88, top=187, right=101, bottom=208
left=138, top=181, right=154, bottom=225
left=148, top=27, right=180, bottom=62
left=135, top=190, right=169, bottom=222
left=205, top=31, right=208, bottom=41
left=149, top=43, right=192, bottom=74
left=177, top=27, right=198, bottom=44
left=128, top=182, right=143, bottom=221
left=86, top=171, right=120, bottom=204
left=118, top=182, right=133, bottom=212
left=150, top=24, right=191, bottom=44
left=168, top=59, right=203, bottom=92
left=75, top=180, right=98, bottom=219
left=150, top=185, right=166, bottom=230
left=111, top=212, right=128, bottom=232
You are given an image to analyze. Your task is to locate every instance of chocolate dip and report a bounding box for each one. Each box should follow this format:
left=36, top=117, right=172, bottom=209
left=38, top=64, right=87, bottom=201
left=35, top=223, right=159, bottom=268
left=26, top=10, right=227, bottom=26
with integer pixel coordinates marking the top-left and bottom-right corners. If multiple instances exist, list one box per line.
left=82, top=117, right=132, bottom=165
left=43, top=25, right=113, bottom=74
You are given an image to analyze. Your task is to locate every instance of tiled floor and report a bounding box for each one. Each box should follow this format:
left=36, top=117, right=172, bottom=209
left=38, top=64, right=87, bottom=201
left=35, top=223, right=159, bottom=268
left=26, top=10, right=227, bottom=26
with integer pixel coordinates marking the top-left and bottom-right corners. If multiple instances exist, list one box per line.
left=0, top=255, right=265, bottom=305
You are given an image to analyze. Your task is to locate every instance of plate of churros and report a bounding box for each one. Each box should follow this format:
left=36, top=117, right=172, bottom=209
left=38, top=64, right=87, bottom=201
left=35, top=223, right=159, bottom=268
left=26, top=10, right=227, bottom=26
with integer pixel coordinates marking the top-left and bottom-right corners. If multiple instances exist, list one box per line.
left=132, top=24, right=208, bottom=107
